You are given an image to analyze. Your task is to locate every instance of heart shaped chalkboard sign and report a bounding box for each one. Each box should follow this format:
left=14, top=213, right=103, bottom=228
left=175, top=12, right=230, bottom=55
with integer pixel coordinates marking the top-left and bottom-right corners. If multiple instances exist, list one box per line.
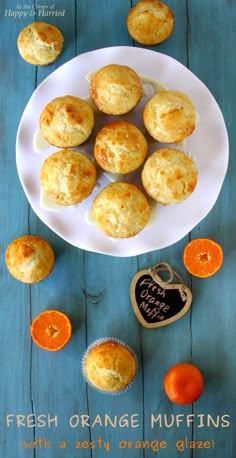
left=130, top=262, right=192, bottom=328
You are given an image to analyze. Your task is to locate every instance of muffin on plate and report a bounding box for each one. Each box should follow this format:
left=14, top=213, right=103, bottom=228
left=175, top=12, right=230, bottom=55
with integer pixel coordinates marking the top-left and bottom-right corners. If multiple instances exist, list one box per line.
left=89, top=64, right=142, bottom=115
left=40, top=149, right=97, bottom=206
left=92, top=181, right=150, bottom=238
left=94, top=121, right=148, bottom=174
left=5, top=235, right=55, bottom=283
left=127, top=0, right=174, bottom=45
left=17, top=21, right=64, bottom=66
left=141, top=148, right=197, bottom=205
left=40, top=96, right=94, bottom=148
left=143, top=90, right=196, bottom=143
left=82, top=338, right=137, bottom=394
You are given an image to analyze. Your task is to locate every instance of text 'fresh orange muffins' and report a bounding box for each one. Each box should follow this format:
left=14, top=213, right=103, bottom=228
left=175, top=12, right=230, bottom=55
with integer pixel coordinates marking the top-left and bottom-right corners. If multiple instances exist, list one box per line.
left=82, top=338, right=137, bottom=394
left=5, top=235, right=55, bottom=283
left=89, top=64, right=142, bottom=115
left=141, top=148, right=197, bottom=205
left=40, top=150, right=97, bottom=206
left=127, top=0, right=174, bottom=45
left=40, top=96, right=94, bottom=148
left=143, top=90, right=196, bottom=143
left=17, top=21, right=64, bottom=66
left=92, top=181, right=151, bottom=238
left=94, top=121, right=148, bottom=174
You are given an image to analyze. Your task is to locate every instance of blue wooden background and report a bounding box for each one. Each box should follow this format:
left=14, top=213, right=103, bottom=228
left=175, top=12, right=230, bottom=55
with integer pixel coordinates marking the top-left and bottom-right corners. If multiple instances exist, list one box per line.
left=0, top=1, right=235, bottom=457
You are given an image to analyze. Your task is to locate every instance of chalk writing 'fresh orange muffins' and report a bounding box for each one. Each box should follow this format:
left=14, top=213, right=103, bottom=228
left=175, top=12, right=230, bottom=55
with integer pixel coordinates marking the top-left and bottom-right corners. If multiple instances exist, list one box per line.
left=31, top=310, right=72, bottom=351
left=183, top=238, right=223, bottom=278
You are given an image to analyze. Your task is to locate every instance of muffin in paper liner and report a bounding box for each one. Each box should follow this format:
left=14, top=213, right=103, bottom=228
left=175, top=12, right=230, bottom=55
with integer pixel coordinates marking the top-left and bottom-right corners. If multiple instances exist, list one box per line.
left=82, top=337, right=138, bottom=395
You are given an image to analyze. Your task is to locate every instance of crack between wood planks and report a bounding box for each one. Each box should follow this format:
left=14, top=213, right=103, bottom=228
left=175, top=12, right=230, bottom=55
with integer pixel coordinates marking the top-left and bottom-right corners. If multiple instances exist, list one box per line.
left=29, top=286, right=37, bottom=458
left=137, top=257, right=146, bottom=458
left=188, top=233, right=194, bottom=456
left=75, top=0, right=78, bottom=56
left=82, top=250, right=93, bottom=458
left=186, top=0, right=190, bottom=68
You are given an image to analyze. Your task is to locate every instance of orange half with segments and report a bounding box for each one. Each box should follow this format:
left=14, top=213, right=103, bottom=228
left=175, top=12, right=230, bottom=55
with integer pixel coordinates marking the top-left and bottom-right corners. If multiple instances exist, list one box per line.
left=30, top=310, right=72, bottom=351
left=183, top=238, right=223, bottom=278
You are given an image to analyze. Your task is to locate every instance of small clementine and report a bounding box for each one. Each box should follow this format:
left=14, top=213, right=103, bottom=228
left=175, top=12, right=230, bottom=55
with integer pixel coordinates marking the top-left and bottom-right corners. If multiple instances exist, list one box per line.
left=30, top=310, right=72, bottom=351
left=163, top=362, right=204, bottom=405
left=183, top=238, right=223, bottom=278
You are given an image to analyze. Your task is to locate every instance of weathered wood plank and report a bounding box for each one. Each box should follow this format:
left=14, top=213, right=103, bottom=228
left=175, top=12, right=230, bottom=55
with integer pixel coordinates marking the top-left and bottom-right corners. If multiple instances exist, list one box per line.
left=0, top=1, right=36, bottom=455
left=185, top=2, right=236, bottom=456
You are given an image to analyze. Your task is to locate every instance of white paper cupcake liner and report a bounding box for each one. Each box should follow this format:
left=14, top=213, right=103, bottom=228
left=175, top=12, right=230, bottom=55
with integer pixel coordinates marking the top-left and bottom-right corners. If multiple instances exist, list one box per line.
left=81, top=337, right=138, bottom=395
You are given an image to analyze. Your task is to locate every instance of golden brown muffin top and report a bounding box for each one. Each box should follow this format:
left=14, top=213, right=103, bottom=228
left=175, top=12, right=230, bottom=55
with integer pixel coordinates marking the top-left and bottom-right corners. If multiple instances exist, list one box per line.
left=84, top=340, right=137, bottom=392
left=5, top=235, right=55, bottom=283
left=92, top=181, right=150, bottom=238
left=127, top=0, right=174, bottom=45
left=141, top=148, right=197, bottom=205
left=89, top=64, right=142, bottom=115
left=40, top=96, right=94, bottom=148
left=94, top=121, right=148, bottom=174
left=143, top=90, right=196, bottom=143
left=17, top=21, right=64, bottom=65
left=40, top=150, right=97, bottom=206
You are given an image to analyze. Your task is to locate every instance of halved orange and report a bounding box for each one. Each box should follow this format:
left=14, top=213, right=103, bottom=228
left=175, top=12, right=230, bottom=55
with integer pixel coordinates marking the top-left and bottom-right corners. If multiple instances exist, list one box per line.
left=183, top=238, right=223, bottom=278
left=30, top=310, right=72, bottom=351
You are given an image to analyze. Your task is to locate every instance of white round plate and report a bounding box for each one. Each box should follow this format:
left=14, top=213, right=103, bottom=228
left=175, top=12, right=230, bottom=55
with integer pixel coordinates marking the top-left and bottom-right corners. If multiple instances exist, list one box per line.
left=16, top=46, right=229, bottom=257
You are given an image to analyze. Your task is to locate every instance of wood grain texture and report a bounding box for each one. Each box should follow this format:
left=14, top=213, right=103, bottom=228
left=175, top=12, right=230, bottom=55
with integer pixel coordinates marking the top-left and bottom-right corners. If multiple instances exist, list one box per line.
left=0, top=0, right=235, bottom=456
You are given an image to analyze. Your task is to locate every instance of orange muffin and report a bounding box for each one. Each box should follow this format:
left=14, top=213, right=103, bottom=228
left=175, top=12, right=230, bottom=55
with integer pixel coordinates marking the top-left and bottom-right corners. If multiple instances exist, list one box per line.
left=141, top=148, right=197, bottom=205
left=82, top=338, right=137, bottom=394
left=40, top=96, right=94, bottom=148
left=89, top=64, right=142, bottom=115
left=92, top=181, right=151, bottom=238
left=143, top=90, right=196, bottom=143
left=5, top=235, right=55, bottom=283
left=17, top=21, right=64, bottom=66
left=94, top=121, right=148, bottom=174
left=40, top=150, right=97, bottom=206
left=127, top=0, right=174, bottom=45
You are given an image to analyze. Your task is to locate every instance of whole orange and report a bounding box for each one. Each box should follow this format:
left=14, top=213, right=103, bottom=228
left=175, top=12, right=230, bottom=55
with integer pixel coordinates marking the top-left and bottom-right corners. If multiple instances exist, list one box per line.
left=163, top=362, right=204, bottom=405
